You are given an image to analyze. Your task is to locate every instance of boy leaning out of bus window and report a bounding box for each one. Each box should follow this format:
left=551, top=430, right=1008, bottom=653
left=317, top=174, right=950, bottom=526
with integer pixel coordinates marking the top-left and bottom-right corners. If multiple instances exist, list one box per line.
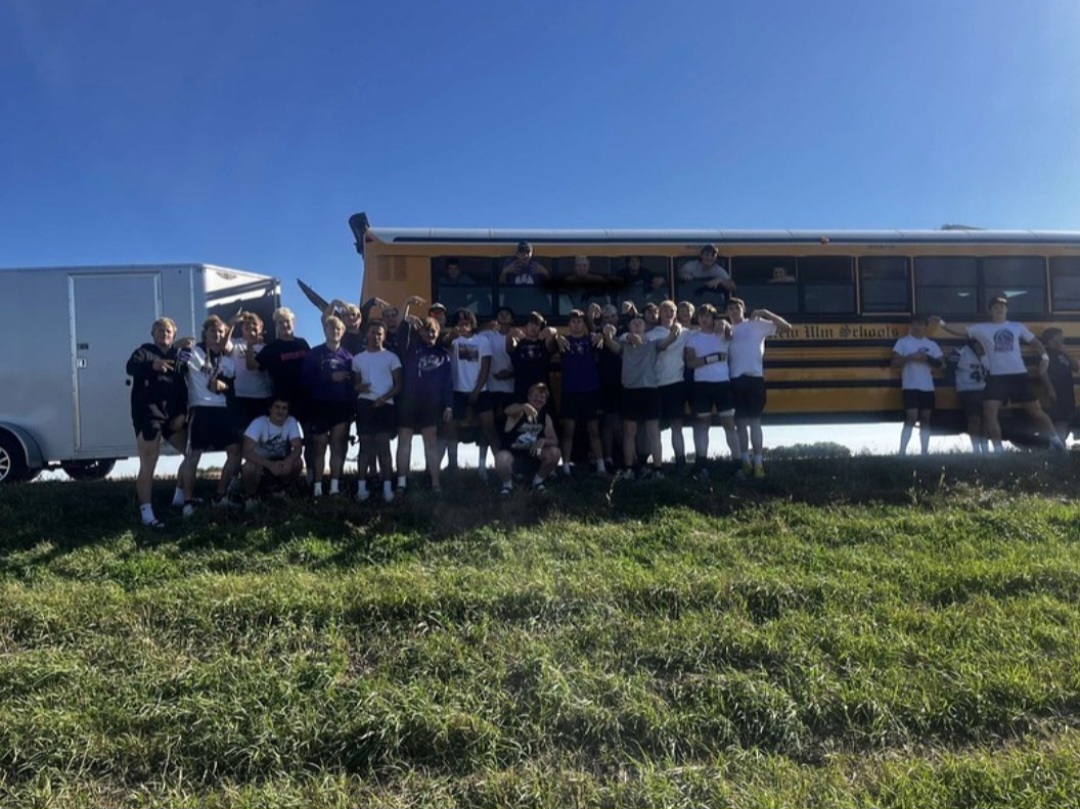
left=891, top=315, right=944, bottom=456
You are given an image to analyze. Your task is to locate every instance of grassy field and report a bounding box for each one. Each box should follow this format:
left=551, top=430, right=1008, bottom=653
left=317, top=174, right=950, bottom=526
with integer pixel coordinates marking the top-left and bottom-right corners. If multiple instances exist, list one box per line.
left=1, top=454, right=1080, bottom=808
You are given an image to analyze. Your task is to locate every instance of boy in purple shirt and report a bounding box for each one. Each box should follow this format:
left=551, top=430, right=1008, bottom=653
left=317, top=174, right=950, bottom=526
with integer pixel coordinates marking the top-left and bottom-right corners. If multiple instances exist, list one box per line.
left=555, top=309, right=608, bottom=477
left=301, top=316, right=354, bottom=496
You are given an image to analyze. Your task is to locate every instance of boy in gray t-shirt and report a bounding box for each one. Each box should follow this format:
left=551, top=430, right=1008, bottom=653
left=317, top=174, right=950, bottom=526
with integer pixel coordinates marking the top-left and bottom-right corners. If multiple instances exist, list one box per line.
left=602, top=316, right=681, bottom=479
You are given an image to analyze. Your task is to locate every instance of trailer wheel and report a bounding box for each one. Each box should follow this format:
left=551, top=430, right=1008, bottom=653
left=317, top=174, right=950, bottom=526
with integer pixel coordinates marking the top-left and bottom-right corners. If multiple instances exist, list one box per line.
left=0, top=432, right=31, bottom=484
left=60, top=459, right=117, bottom=481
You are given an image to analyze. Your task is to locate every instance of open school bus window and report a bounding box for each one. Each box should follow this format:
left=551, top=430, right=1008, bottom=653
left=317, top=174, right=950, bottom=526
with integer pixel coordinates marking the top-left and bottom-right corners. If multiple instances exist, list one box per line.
left=728, top=256, right=798, bottom=315
left=555, top=256, right=614, bottom=315
left=613, top=256, right=669, bottom=309
left=675, top=254, right=729, bottom=310
left=980, top=256, right=1046, bottom=316
left=859, top=256, right=911, bottom=314
left=1050, top=257, right=1080, bottom=312
left=496, top=253, right=555, bottom=318
left=799, top=256, right=856, bottom=314
left=914, top=256, right=978, bottom=316
left=431, top=257, right=495, bottom=319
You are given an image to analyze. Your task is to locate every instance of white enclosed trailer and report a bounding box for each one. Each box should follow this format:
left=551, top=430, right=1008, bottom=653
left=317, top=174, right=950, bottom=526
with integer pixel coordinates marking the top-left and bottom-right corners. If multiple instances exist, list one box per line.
left=0, top=263, right=280, bottom=482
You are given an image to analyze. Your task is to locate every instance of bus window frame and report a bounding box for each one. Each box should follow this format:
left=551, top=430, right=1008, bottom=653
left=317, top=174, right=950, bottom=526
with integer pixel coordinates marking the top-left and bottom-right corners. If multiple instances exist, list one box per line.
left=913, top=255, right=979, bottom=317
left=977, top=255, right=1047, bottom=316
left=856, top=255, right=912, bottom=317
left=1049, top=256, right=1080, bottom=313
left=797, top=255, right=856, bottom=316
left=430, top=256, right=497, bottom=321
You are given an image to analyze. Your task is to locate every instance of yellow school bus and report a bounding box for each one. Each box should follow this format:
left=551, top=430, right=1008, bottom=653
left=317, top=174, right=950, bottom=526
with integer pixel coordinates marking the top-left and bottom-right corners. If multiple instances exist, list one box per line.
left=347, top=212, right=1080, bottom=434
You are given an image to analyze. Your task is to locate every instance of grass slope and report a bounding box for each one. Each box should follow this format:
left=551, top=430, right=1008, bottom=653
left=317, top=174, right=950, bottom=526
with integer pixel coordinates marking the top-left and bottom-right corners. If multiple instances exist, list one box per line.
left=1, top=454, right=1079, bottom=808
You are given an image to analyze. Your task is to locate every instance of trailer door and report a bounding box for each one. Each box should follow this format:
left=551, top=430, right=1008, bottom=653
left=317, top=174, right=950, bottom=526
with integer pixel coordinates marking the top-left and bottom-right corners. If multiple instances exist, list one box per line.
left=70, top=273, right=161, bottom=454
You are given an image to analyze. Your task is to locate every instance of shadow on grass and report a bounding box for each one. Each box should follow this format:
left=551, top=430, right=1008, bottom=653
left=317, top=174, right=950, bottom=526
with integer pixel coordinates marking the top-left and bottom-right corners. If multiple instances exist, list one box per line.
left=1, top=452, right=1078, bottom=567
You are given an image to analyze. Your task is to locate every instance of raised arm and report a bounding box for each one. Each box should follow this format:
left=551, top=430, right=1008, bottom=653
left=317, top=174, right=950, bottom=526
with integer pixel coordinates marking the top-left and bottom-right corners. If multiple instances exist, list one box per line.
left=752, top=309, right=793, bottom=334
left=601, top=324, right=623, bottom=355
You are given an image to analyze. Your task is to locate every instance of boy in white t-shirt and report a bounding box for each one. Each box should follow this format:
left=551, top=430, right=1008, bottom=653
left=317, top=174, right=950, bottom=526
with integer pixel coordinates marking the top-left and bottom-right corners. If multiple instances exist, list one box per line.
left=683, top=303, right=740, bottom=478
left=930, top=296, right=1063, bottom=451
left=726, top=298, right=792, bottom=478
left=240, top=397, right=304, bottom=504
left=352, top=324, right=403, bottom=503
left=891, top=315, right=944, bottom=455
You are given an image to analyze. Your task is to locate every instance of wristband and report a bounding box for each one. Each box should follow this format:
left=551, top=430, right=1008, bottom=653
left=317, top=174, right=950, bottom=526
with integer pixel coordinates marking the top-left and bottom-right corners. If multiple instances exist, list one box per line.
left=938, top=319, right=946, bottom=327
left=1041, top=353, right=1049, bottom=362
left=704, top=354, right=717, bottom=365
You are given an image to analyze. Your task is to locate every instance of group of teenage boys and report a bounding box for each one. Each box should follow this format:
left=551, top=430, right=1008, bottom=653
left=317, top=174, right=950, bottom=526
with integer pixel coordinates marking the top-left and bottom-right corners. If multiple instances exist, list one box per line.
left=893, top=297, right=1076, bottom=455
left=126, top=244, right=1077, bottom=528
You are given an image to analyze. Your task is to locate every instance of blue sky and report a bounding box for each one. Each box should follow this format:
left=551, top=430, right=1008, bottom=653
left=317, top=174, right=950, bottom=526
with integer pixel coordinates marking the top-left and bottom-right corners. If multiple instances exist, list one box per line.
left=4, top=0, right=1080, bottom=346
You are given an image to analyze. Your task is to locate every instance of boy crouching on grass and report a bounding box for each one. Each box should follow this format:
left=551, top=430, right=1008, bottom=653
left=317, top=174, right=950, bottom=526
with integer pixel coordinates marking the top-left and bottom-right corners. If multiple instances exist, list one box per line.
left=240, top=398, right=304, bottom=509
left=495, top=383, right=561, bottom=497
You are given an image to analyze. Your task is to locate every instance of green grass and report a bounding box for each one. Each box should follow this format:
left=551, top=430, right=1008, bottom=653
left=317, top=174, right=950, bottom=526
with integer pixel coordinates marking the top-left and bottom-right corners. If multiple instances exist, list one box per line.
left=2, top=453, right=1080, bottom=807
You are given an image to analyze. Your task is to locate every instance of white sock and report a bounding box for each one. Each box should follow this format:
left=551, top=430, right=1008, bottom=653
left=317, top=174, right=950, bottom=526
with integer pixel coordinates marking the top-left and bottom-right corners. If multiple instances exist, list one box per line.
left=532, top=474, right=544, bottom=486
left=753, top=453, right=763, bottom=465
left=139, top=504, right=156, bottom=524
left=562, top=461, right=572, bottom=475
left=357, top=480, right=368, bottom=494
left=595, top=459, right=605, bottom=473
left=329, top=478, right=340, bottom=495
left=171, top=487, right=184, bottom=507
left=397, top=475, right=407, bottom=489
left=313, top=481, right=323, bottom=496
left=741, top=452, right=751, bottom=464
left=383, top=480, right=392, bottom=493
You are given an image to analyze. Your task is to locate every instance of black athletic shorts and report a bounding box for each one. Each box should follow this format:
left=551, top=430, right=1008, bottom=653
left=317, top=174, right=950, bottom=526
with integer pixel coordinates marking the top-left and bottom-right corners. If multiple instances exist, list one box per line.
left=600, top=382, right=622, bottom=415
left=958, top=390, right=985, bottom=419
left=560, top=390, right=602, bottom=423
left=692, top=381, right=734, bottom=417
left=398, top=395, right=445, bottom=431
left=356, top=399, right=398, bottom=436
left=452, top=390, right=494, bottom=421
left=133, top=411, right=183, bottom=443
left=731, top=375, right=767, bottom=418
left=188, top=407, right=239, bottom=452
left=657, top=382, right=687, bottom=421
left=902, top=389, right=936, bottom=412
left=984, top=373, right=1036, bottom=406
left=621, top=387, right=660, bottom=422
left=309, top=400, right=355, bottom=435
left=488, top=391, right=514, bottom=415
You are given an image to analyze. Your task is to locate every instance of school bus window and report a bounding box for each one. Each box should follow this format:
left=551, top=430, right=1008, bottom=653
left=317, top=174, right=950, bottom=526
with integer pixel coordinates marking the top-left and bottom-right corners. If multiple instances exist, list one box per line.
left=799, top=256, right=855, bottom=314
left=914, top=256, right=978, bottom=315
left=729, top=256, right=798, bottom=314
left=432, top=257, right=495, bottom=319
left=980, top=256, right=1045, bottom=315
left=1050, top=257, right=1080, bottom=311
left=676, top=254, right=731, bottom=310
left=859, top=256, right=910, bottom=314
left=612, top=256, right=669, bottom=309
left=553, top=256, right=612, bottom=315
left=497, top=252, right=555, bottom=317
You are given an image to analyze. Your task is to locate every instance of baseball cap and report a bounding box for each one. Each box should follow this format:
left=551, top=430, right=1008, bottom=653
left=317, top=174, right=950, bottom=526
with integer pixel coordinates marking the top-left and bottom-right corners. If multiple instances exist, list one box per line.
left=516, top=241, right=532, bottom=253
left=429, top=302, right=447, bottom=312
